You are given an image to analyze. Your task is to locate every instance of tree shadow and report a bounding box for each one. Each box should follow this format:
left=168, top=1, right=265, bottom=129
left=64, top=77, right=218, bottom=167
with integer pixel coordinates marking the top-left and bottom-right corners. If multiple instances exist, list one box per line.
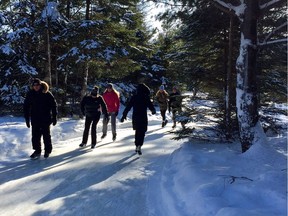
left=36, top=153, right=139, bottom=204
left=0, top=147, right=92, bottom=185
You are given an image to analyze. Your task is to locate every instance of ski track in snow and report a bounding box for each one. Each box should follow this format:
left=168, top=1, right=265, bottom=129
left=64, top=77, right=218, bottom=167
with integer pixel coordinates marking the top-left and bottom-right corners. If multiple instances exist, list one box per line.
left=0, top=117, right=183, bottom=216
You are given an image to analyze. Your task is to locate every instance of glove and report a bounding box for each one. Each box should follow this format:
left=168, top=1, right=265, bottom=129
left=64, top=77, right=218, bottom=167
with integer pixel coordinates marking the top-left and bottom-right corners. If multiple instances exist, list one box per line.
left=52, top=117, right=57, bottom=126
left=115, top=111, right=118, bottom=117
left=25, top=118, right=30, bottom=128
left=120, top=116, right=126, bottom=123
left=152, top=110, right=156, bottom=115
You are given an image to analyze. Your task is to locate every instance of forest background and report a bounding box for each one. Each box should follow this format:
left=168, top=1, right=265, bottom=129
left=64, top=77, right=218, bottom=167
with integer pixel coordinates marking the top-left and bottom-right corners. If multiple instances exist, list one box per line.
left=0, top=0, right=287, bottom=152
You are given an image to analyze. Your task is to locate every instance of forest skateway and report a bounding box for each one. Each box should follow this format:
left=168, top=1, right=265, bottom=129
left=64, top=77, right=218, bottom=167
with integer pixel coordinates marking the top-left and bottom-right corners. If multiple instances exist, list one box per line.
left=0, top=112, right=286, bottom=216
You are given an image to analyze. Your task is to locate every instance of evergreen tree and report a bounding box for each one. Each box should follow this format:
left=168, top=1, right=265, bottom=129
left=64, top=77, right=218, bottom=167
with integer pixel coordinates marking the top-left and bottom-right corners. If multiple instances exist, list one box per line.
left=152, top=0, right=287, bottom=148
left=0, top=1, right=153, bottom=115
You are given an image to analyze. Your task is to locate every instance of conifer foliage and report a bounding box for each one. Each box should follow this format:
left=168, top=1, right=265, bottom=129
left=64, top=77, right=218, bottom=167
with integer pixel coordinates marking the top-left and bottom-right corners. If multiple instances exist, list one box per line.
left=0, top=0, right=152, bottom=114
left=153, top=0, right=287, bottom=150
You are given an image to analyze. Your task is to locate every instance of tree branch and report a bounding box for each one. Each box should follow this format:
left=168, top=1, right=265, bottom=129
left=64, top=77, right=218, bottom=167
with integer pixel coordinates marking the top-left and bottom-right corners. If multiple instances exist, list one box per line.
left=260, top=0, right=286, bottom=11
left=211, top=0, right=237, bottom=16
left=261, top=21, right=287, bottom=43
left=211, top=0, right=247, bottom=21
left=219, top=175, right=254, bottom=184
left=258, top=38, right=288, bottom=46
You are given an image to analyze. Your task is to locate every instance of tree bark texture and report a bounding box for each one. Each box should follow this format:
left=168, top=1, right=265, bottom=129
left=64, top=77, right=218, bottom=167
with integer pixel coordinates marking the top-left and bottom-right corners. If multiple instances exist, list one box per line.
left=225, top=15, right=235, bottom=140
left=81, top=62, right=89, bottom=100
left=236, top=0, right=260, bottom=152
left=86, top=0, right=91, bottom=20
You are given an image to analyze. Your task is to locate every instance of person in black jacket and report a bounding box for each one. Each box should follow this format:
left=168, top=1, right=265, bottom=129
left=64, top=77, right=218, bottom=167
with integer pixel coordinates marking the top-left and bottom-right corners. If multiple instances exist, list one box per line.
left=24, top=78, right=58, bottom=159
left=120, top=83, right=156, bottom=155
left=80, top=86, right=108, bottom=149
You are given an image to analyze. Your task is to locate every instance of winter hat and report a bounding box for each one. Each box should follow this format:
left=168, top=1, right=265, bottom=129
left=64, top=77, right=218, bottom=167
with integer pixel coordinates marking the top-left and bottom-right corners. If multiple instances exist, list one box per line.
left=159, top=85, right=165, bottom=91
left=91, top=86, right=99, bottom=96
left=32, top=78, right=41, bottom=86
left=107, top=83, right=113, bottom=89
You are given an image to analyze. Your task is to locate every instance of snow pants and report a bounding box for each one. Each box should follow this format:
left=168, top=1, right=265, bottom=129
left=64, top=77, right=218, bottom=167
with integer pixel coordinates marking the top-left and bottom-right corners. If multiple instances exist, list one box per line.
left=31, top=123, right=52, bottom=154
left=135, top=129, right=146, bottom=147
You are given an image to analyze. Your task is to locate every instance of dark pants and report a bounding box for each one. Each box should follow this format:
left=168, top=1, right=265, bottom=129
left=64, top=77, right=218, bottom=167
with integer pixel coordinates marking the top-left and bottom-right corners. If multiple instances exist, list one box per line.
left=82, top=116, right=100, bottom=145
left=31, top=123, right=52, bottom=153
left=160, top=109, right=167, bottom=121
left=172, top=109, right=177, bottom=125
left=135, top=129, right=146, bottom=147
left=172, top=108, right=185, bottom=128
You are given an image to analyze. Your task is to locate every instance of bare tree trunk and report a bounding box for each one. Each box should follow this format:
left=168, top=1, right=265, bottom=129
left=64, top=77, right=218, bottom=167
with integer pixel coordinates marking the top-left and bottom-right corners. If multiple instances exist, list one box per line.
left=236, top=0, right=260, bottom=152
left=86, top=0, right=91, bottom=20
left=47, top=24, right=52, bottom=87
left=225, top=15, right=234, bottom=140
left=66, top=0, right=70, bottom=19
left=80, top=62, right=89, bottom=100
left=79, top=0, right=91, bottom=100
left=44, top=1, right=52, bottom=87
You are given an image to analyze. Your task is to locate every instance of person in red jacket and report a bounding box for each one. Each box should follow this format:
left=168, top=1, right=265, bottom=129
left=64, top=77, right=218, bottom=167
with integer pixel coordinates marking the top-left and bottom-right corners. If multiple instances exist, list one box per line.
left=101, top=83, right=120, bottom=141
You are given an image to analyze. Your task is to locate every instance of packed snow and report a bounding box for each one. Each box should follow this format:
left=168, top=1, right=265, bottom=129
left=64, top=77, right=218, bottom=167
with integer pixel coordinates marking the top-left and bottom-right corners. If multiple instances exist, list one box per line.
left=0, top=104, right=287, bottom=216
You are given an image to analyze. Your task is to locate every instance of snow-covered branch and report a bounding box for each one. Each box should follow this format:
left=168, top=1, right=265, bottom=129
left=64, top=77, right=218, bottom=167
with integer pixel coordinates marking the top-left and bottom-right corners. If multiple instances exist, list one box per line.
left=258, top=38, right=288, bottom=46
left=211, top=0, right=246, bottom=20
left=260, top=0, right=286, bottom=11
left=212, top=0, right=237, bottom=14
left=262, top=22, right=287, bottom=41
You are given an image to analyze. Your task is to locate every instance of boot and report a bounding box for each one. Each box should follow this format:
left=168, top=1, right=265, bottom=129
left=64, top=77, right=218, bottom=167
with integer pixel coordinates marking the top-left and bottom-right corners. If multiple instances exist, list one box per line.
left=164, top=119, right=168, bottom=126
left=79, top=143, right=86, bottom=147
left=112, top=133, right=117, bottom=141
left=30, top=151, right=41, bottom=160
left=44, top=151, right=50, bottom=158
left=137, top=146, right=142, bottom=155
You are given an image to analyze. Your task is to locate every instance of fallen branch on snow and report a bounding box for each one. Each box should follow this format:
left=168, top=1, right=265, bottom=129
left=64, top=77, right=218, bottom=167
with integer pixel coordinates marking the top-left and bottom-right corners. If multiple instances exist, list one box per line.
left=219, top=175, right=253, bottom=184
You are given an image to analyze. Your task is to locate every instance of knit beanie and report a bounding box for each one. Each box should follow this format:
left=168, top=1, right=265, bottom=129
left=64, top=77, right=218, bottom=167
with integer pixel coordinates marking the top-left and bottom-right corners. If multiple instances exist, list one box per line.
left=159, top=85, right=165, bottom=91
left=91, top=86, right=99, bottom=96
left=107, top=83, right=113, bottom=89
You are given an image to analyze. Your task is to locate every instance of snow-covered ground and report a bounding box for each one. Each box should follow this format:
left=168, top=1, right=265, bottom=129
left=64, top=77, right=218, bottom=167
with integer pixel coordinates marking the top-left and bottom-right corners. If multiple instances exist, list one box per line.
left=0, top=106, right=287, bottom=216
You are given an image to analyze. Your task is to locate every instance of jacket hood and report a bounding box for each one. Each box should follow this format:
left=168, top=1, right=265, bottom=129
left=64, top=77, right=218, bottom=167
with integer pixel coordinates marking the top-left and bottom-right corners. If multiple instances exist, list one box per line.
left=137, top=83, right=150, bottom=96
left=30, top=80, right=49, bottom=93
left=41, top=81, right=49, bottom=93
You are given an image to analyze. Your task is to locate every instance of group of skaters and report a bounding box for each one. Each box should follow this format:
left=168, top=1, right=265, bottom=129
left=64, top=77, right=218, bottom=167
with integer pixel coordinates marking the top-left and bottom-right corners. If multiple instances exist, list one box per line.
left=79, top=83, right=120, bottom=149
left=155, top=84, right=184, bottom=129
left=24, top=78, right=183, bottom=159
